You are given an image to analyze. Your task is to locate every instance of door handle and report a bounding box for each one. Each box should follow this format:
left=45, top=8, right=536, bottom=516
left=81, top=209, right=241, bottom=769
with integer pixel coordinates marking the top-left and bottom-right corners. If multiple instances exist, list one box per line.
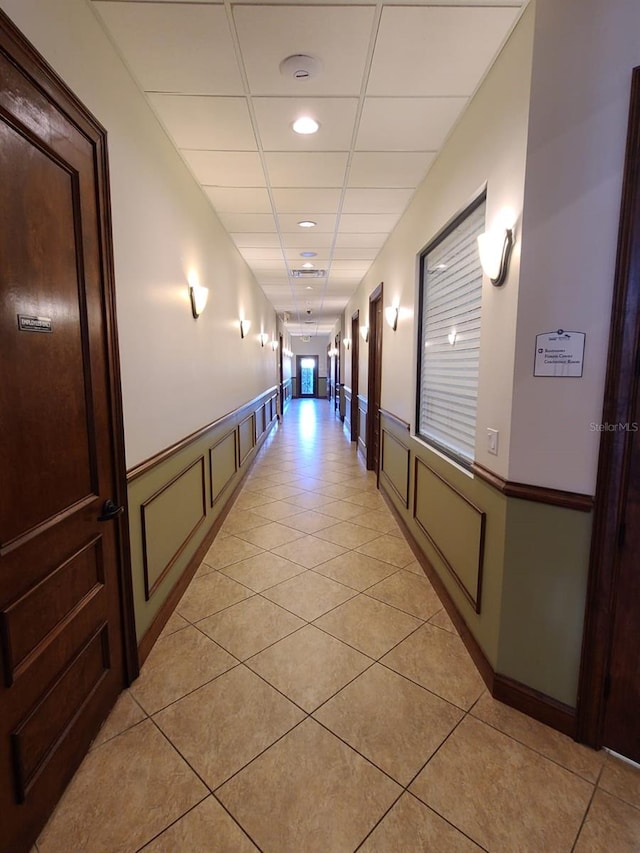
left=97, top=499, right=124, bottom=522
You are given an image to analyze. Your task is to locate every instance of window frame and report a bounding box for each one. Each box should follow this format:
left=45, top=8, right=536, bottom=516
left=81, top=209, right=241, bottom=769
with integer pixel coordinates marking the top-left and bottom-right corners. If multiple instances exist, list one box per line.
left=415, top=190, right=487, bottom=468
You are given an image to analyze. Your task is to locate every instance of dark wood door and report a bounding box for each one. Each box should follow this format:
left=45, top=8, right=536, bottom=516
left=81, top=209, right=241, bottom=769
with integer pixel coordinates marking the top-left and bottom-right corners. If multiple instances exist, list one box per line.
left=367, top=284, right=383, bottom=474
left=0, top=15, right=134, bottom=852
left=351, top=312, right=359, bottom=442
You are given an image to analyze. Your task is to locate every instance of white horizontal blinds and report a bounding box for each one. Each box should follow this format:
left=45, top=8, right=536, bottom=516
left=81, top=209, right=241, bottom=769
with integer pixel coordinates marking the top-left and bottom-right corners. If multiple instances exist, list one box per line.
left=419, top=199, right=486, bottom=462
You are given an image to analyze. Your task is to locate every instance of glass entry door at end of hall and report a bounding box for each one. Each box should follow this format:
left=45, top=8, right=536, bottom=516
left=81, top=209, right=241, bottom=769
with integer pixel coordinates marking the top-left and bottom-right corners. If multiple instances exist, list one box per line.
left=298, top=356, right=318, bottom=397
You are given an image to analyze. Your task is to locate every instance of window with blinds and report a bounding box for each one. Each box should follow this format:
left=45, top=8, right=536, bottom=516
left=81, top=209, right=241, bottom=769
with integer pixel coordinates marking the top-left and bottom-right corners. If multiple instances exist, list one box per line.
left=417, top=194, right=486, bottom=464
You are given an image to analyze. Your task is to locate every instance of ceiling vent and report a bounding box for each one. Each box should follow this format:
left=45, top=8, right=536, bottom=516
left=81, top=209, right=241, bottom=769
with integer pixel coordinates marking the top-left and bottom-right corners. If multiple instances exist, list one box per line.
left=291, top=269, right=325, bottom=278
left=279, top=54, right=322, bottom=82
left=304, top=319, right=314, bottom=324
left=301, top=335, right=311, bottom=342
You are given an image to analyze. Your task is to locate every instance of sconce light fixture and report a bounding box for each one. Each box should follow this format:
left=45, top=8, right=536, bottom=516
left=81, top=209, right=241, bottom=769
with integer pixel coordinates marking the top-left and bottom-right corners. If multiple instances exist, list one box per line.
left=477, top=223, right=514, bottom=287
left=189, top=284, right=209, bottom=319
left=360, top=325, right=369, bottom=343
left=239, top=319, right=251, bottom=339
left=259, top=332, right=269, bottom=347
left=384, top=306, right=398, bottom=331
left=271, top=339, right=279, bottom=351
left=344, top=338, right=351, bottom=350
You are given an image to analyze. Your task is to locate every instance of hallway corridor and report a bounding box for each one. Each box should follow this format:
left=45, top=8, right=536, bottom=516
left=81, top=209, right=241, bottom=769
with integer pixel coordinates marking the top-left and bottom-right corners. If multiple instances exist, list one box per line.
left=35, top=400, right=640, bottom=852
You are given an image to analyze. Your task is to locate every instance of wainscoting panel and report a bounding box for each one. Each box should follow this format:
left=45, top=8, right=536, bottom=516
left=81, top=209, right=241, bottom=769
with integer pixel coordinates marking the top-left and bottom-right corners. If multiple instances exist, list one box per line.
left=141, top=458, right=206, bottom=601
left=210, top=430, right=237, bottom=507
left=380, top=428, right=410, bottom=508
left=357, top=395, right=368, bottom=456
left=239, top=414, right=256, bottom=466
left=344, top=387, right=352, bottom=430
left=414, top=458, right=485, bottom=613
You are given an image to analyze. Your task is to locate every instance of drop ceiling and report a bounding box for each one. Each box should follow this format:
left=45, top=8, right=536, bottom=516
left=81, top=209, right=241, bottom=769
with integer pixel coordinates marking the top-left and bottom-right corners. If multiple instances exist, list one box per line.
left=91, top=0, right=526, bottom=337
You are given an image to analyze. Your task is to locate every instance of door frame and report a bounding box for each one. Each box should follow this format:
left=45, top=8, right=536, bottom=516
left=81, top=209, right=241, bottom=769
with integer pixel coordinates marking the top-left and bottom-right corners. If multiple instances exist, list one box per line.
left=366, top=283, right=383, bottom=474
left=296, top=354, right=319, bottom=397
left=577, top=66, right=640, bottom=748
left=0, top=10, right=138, bottom=684
left=350, top=310, right=360, bottom=442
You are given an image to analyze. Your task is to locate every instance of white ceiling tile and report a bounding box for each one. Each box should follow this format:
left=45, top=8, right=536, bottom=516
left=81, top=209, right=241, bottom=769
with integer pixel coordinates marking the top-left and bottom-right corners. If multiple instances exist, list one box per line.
left=332, top=247, right=378, bottom=261
left=248, top=260, right=290, bottom=272
left=281, top=232, right=333, bottom=249
left=239, top=247, right=286, bottom=261
left=277, top=213, right=337, bottom=233
left=368, top=6, right=520, bottom=97
left=148, top=95, right=255, bottom=150
left=204, top=187, right=272, bottom=213
left=265, top=152, right=348, bottom=187
left=182, top=151, right=265, bottom=186
left=339, top=213, right=399, bottom=233
left=271, top=189, right=341, bottom=214
left=334, top=233, right=389, bottom=249
left=357, top=98, right=467, bottom=151
left=285, top=255, right=330, bottom=267
left=219, top=213, right=277, bottom=232
left=93, top=3, right=242, bottom=94
left=253, top=98, right=358, bottom=151
left=330, top=261, right=371, bottom=271
left=348, top=152, right=435, bottom=188
left=231, top=233, right=282, bottom=247
left=342, top=188, right=414, bottom=214
left=233, top=6, right=375, bottom=96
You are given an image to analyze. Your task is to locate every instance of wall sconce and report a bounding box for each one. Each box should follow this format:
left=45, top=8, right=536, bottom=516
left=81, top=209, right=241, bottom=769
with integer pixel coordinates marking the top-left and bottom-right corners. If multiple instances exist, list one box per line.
left=189, top=284, right=209, bottom=319
left=344, top=338, right=351, bottom=350
left=271, top=339, right=279, bottom=351
left=384, top=306, right=398, bottom=331
left=360, top=325, right=369, bottom=343
left=477, top=224, right=514, bottom=287
left=259, top=332, right=269, bottom=347
left=240, top=319, right=251, bottom=339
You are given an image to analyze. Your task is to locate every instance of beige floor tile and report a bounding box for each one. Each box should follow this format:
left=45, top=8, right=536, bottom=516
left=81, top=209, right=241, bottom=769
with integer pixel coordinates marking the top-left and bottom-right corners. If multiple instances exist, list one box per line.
left=272, top=534, right=348, bottom=568
left=410, top=716, right=593, bottom=853
left=37, top=720, right=207, bottom=853
left=283, top=491, right=330, bottom=511
left=221, top=509, right=271, bottom=535
left=242, top=475, right=280, bottom=493
left=197, top=596, right=305, bottom=660
left=237, top=521, right=305, bottom=550
left=314, top=664, right=462, bottom=785
left=154, top=666, right=305, bottom=790
left=357, top=534, right=416, bottom=567
left=366, top=569, right=442, bottom=620
left=360, top=792, right=483, bottom=852
left=177, top=571, right=254, bottom=622
left=290, top=476, right=326, bottom=491
left=317, top=483, right=364, bottom=501
left=352, top=508, right=399, bottom=533
left=312, top=551, right=399, bottom=591
left=158, top=610, right=189, bottom=638
left=314, top=520, right=381, bottom=549
left=257, top=483, right=305, bottom=501
left=428, top=606, right=459, bottom=634
left=402, top=559, right=426, bottom=576
left=233, top=491, right=275, bottom=511
left=141, top=796, right=258, bottom=852
left=279, top=509, right=336, bottom=534
left=318, top=499, right=369, bottom=521
left=92, top=691, right=146, bottom=749
left=472, top=692, right=604, bottom=782
left=574, top=789, right=640, bottom=852
left=252, top=500, right=304, bottom=522
left=130, top=625, right=237, bottom=714
left=344, top=490, right=388, bottom=510
left=217, top=718, right=401, bottom=853
left=201, top=535, right=263, bottom=570
left=314, top=594, right=422, bottom=658
left=599, top=753, right=640, bottom=809
left=246, top=625, right=371, bottom=712
left=381, top=623, right=485, bottom=710
left=261, top=571, right=356, bottom=621
left=218, top=551, right=305, bottom=592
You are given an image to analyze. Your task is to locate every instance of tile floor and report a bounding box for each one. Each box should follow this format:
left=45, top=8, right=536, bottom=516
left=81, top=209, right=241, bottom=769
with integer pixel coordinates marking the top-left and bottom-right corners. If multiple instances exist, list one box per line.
left=35, top=400, right=640, bottom=852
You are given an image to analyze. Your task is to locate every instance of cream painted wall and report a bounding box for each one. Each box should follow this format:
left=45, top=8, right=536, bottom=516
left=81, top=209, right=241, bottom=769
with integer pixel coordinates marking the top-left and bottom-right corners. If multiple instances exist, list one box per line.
left=509, top=0, right=640, bottom=494
left=1, top=0, right=277, bottom=467
left=343, top=5, right=535, bottom=480
left=291, top=336, right=330, bottom=378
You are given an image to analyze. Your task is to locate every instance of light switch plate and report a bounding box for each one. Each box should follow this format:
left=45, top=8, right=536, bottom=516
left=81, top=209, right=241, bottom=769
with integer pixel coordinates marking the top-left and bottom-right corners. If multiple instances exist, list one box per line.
left=487, top=428, right=499, bottom=456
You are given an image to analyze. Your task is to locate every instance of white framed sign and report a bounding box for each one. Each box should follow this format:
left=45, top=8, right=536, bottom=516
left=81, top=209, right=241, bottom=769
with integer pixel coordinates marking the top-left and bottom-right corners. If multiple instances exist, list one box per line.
left=534, top=330, right=585, bottom=377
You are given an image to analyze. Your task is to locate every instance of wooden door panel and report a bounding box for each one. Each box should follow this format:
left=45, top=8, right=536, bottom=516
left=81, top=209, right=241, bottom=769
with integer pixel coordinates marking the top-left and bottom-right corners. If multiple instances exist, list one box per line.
left=0, top=13, right=133, bottom=851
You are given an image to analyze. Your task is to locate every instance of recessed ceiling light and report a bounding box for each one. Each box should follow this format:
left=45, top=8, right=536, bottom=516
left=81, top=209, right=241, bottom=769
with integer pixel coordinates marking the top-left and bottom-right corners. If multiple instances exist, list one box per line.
left=302, top=262, right=315, bottom=269
left=292, top=116, right=320, bottom=135
left=306, top=286, right=313, bottom=290
left=298, top=220, right=316, bottom=228
left=300, top=252, right=317, bottom=258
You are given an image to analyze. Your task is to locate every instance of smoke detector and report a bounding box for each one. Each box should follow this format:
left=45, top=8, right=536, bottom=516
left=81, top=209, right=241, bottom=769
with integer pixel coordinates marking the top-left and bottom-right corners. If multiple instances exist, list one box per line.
left=279, top=54, right=322, bottom=82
